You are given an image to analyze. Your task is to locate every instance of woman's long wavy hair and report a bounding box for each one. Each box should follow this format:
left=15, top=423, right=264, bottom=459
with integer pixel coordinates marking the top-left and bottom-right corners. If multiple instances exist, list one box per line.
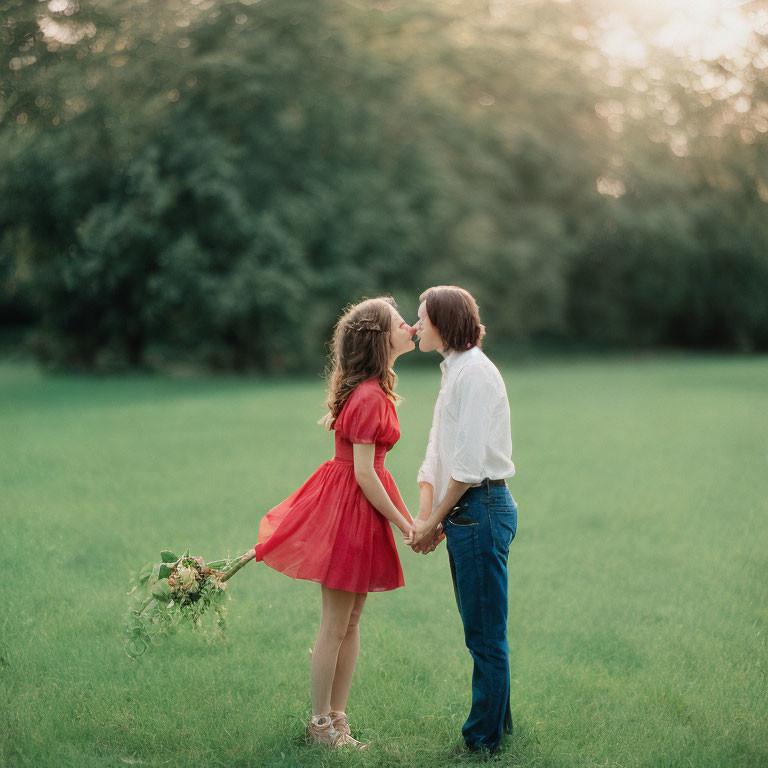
left=325, top=296, right=401, bottom=425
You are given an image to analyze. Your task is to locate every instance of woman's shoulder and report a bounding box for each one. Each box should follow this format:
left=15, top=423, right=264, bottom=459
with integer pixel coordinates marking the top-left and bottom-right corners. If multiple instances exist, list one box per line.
left=337, top=379, right=384, bottom=419
left=337, top=378, right=400, bottom=425
left=338, top=379, right=396, bottom=425
left=352, top=377, right=390, bottom=401
left=334, top=377, right=398, bottom=441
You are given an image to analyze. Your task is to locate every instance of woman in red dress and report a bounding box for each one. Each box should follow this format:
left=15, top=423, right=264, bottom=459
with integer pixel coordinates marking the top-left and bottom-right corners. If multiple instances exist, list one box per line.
left=252, top=296, right=415, bottom=748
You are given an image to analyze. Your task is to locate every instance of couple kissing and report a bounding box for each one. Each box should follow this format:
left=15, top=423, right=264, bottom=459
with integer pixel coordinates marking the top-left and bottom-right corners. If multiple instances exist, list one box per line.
left=251, top=285, right=517, bottom=754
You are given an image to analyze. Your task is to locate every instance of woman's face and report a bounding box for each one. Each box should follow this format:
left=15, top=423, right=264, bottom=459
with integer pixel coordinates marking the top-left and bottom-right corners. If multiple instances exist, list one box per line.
left=389, top=305, right=416, bottom=360
left=413, top=300, right=444, bottom=353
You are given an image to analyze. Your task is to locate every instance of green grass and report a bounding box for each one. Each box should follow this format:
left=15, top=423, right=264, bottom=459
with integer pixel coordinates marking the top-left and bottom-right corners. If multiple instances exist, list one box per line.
left=1, top=355, right=767, bottom=767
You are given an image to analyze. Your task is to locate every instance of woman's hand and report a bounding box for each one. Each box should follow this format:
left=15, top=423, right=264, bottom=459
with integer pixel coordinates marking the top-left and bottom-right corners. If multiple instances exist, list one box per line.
left=414, top=525, right=445, bottom=554
left=409, top=517, right=436, bottom=547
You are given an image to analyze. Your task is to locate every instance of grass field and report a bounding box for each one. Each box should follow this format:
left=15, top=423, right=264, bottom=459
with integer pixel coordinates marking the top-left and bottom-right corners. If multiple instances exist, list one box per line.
left=1, top=355, right=767, bottom=767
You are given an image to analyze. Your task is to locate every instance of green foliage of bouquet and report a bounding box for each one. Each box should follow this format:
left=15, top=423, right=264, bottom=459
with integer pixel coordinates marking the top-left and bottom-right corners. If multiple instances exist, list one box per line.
left=125, top=548, right=254, bottom=659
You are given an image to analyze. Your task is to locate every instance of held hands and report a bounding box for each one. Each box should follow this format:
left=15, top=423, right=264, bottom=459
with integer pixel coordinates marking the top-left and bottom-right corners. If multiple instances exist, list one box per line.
left=412, top=525, right=445, bottom=555
left=409, top=517, right=433, bottom=547
left=405, top=516, right=445, bottom=555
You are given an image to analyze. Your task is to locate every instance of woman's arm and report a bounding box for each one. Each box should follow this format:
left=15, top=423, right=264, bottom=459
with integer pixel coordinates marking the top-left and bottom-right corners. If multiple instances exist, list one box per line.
left=353, top=443, right=412, bottom=536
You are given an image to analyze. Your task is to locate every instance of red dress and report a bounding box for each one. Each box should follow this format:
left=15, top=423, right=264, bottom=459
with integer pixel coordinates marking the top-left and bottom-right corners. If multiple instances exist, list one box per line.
left=252, top=378, right=411, bottom=593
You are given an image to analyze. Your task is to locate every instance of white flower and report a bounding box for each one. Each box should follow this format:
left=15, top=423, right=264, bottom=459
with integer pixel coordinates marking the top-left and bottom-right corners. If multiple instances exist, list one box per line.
left=176, top=565, right=199, bottom=592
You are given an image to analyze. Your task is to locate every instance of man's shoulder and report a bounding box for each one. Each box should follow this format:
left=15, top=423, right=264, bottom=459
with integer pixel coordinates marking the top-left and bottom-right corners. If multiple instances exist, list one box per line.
left=458, top=348, right=499, bottom=373
left=455, top=350, right=505, bottom=389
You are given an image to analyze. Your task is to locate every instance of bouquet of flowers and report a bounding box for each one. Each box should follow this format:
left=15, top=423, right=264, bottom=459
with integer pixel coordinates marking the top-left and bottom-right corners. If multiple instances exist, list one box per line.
left=125, top=548, right=254, bottom=659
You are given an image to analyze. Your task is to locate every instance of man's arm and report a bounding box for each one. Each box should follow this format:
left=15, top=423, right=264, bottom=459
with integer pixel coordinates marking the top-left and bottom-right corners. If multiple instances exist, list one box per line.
left=416, top=402, right=440, bottom=490
left=451, top=370, right=495, bottom=485
left=409, top=477, right=473, bottom=546
left=410, top=393, right=442, bottom=553
left=410, top=369, right=495, bottom=547
left=417, top=481, right=434, bottom=519
left=410, top=481, right=444, bottom=554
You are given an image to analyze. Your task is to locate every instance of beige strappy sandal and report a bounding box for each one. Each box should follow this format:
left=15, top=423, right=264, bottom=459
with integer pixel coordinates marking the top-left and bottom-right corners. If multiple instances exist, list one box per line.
left=329, top=709, right=368, bottom=749
left=305, top=714, right=343, bottom=747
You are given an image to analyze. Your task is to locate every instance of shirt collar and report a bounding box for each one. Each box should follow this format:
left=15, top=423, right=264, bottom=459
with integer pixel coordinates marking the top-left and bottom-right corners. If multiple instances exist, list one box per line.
left=440, top=346, right=480, bottom=374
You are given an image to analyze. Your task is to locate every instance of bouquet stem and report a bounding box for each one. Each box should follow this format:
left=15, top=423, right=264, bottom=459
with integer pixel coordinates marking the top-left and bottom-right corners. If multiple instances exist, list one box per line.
left=220, top=549, right=256, bottom=583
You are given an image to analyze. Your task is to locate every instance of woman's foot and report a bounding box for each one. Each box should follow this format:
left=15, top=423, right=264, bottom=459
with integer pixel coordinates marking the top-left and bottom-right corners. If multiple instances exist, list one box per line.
left=305, top=714, right=343, bottom=747
left=329, top=709, right=368, bottom=749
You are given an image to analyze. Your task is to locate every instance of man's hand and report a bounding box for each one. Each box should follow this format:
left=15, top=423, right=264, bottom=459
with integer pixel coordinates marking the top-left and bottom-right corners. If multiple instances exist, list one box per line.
left=409, top=517, right=439, bottom=548
left=411, top=524, right=445, bottom=554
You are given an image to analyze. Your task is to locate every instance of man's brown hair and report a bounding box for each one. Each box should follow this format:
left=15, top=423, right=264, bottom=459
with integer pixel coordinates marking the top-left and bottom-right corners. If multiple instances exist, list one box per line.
left=420, top=285, right=483, bottom=352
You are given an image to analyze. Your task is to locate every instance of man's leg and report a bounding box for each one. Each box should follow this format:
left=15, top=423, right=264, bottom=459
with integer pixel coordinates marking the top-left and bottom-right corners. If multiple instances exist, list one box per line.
left=448, top=547, right=462, bottom=615
left=493, top=490, right=516, bottom=737
left=503, top=691, right=513, bottom=735
left=460, top=541, right=510, bottom=752
left=445, top=492, right=511, bottom=753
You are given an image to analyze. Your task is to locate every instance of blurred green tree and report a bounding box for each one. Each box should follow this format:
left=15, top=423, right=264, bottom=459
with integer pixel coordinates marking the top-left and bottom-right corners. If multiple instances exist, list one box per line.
left=1, top=0, right=766, bottom=369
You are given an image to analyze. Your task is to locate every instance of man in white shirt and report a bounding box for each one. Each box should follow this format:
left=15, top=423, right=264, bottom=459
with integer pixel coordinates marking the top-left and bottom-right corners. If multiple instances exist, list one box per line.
left=408, top=285, right=518, bottom=754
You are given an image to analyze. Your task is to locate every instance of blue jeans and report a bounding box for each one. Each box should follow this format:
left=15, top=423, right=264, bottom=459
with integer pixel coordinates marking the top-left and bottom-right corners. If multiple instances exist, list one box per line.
left=444, top=482, right=517, bottom=753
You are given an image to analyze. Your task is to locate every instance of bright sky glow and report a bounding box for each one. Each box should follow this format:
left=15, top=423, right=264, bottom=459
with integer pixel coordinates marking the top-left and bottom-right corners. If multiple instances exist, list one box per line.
left=595, top=0, right=766, bottom=64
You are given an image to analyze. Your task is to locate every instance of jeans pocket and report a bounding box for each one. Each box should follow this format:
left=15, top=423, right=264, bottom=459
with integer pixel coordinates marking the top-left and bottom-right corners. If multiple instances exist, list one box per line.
left=492, top=506, right=517, bottom=549
left=446, top=503, right=478, bottom=528
left=446, top=512, right=478, bottom=527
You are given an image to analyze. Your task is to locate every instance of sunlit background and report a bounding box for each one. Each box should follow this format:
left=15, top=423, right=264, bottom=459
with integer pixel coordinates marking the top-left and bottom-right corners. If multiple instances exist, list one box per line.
left=1, top=0, right=767, bottom=370
left=2, top=6, right=768, bottom=765
left=594, top=0, right=764, bottom=61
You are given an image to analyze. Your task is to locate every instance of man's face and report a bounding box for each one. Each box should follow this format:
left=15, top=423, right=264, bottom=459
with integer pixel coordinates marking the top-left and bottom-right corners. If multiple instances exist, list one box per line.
left=413, top=300, right=444, bottom=354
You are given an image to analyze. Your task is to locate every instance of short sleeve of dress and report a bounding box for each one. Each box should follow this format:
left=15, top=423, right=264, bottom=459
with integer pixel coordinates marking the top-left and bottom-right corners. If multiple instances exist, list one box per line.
left=334, top=383, right=398, bottom=445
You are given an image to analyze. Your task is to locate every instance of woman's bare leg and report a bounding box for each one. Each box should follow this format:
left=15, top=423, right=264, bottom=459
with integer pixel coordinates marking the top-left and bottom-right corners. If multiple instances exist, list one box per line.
left=330, top=592, right=367, bottom=713
left=311, top=586, right=357, bottom=716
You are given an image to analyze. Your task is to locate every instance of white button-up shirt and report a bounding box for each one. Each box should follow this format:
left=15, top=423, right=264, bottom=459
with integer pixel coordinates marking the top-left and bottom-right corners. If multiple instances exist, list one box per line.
left=417, top=346, right=515, bottom=511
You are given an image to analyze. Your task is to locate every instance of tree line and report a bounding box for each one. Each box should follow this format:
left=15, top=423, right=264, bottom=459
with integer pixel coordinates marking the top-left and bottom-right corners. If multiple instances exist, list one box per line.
left=1, top=0, right=766, bottom=371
